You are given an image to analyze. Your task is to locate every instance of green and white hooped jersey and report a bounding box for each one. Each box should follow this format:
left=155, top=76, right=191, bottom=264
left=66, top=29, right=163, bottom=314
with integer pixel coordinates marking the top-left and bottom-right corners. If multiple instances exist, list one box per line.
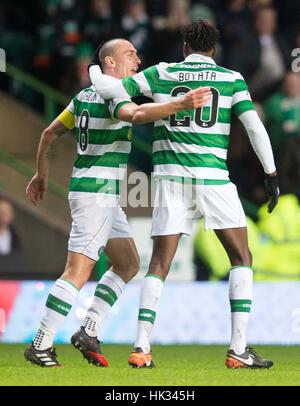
left=67, top=86, right=132, bottom=198
left=122, top=54, right=255, bottom=184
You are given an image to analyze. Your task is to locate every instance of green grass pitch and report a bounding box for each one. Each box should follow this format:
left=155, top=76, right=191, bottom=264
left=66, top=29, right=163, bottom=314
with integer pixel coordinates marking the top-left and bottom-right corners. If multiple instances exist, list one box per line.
left=1, top=344, right=300, bottom=386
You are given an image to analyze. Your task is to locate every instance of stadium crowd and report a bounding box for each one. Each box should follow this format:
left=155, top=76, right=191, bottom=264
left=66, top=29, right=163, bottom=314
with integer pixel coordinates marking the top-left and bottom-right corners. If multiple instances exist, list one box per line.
left=1, top=0, right=300, bottom=205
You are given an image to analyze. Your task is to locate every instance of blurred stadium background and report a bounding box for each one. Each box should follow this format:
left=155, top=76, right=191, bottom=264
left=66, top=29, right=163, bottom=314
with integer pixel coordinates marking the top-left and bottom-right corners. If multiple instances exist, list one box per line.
left=0, top=0, right=300, bottom=347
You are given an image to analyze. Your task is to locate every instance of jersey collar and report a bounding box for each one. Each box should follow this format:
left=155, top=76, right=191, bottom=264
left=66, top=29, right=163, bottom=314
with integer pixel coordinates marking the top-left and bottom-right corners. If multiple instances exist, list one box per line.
left=184, top=54, right=216, bottom=65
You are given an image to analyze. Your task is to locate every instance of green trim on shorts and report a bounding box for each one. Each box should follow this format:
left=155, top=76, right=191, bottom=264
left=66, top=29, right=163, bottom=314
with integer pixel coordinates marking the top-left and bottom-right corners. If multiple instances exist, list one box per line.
left=230, top=266, right=252, bottom=270
left=155, top=175, right=230, bottom=186
left=146, top=273, right=164, bottom=282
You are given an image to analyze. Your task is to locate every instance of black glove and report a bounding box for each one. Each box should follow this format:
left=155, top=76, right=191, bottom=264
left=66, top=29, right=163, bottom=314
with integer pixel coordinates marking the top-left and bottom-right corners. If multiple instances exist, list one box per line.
left=264, top=174, right=280, bottom=213
left=88, top=41, right=105, bottom=70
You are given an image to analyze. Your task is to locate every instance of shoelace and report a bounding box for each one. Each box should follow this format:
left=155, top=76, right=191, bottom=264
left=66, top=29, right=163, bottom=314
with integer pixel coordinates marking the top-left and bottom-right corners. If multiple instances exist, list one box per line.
left=246, top=347, right=259, bottom=357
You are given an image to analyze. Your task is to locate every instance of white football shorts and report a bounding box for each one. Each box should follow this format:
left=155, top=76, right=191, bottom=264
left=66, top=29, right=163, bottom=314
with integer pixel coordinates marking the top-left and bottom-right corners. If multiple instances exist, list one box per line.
left=68, top=196, right=132, bottom=261
left=151, top=179, right=247, bottom=237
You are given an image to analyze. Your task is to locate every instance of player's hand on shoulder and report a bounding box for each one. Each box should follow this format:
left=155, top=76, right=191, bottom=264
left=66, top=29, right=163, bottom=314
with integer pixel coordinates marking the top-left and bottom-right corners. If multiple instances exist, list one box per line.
left=264, top=172, right=280, bottom=214
left=181, top=87, right=212, bottom=110
left=26, top=174, right=48, bottom=205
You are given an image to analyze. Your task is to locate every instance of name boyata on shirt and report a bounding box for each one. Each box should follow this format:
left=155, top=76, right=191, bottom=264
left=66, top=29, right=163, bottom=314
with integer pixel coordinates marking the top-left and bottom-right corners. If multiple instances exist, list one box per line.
left=178, top=71, right=217, bottom=82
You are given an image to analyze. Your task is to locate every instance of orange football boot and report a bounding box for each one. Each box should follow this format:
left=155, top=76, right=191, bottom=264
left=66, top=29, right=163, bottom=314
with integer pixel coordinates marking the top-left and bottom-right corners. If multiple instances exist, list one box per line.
left=128, top=347, right=155, bottom=368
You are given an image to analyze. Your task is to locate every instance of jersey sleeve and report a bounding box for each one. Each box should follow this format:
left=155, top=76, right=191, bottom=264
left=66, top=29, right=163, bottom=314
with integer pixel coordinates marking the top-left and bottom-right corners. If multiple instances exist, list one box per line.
left=122, top=65, right=158, bottom=99
left=239, top=110, right=276, bottom=174
left=232, top=73, right=255, bottom=117
left=108, top=98, right=132, bottom=120
left=57, top=99, right=75, bottom=130
left=89, top=65, right=130, bottom=99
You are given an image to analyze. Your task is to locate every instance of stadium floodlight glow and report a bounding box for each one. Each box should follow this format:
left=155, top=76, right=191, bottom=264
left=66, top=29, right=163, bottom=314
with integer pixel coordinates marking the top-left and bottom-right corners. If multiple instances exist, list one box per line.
left=0, top=48, right=6, bottom=72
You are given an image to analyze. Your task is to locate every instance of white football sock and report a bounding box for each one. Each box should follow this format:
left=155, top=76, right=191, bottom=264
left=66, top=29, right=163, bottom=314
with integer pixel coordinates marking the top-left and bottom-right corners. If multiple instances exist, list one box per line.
left=83, top=270, right=126, bottom=337
left=135, top=274, right=164, bottom=354
left=229, top=266, right=253, bottom=355
left=33, top=278, right=79, bottom=350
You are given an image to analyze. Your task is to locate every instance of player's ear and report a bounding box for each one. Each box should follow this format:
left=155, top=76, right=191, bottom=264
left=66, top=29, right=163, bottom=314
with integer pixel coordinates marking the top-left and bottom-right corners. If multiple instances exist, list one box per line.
left=104, top=56, right=116, bottom=68
left=211, top=47, right=217, bottom=58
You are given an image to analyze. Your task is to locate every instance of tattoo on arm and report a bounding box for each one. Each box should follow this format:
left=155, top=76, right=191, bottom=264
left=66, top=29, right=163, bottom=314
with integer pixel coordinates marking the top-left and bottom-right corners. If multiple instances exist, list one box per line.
left=45, top=119, right=69, bottom=159
left=46, top=142, right=56, bottom=160
left=55, top=125, right=69, bottom=137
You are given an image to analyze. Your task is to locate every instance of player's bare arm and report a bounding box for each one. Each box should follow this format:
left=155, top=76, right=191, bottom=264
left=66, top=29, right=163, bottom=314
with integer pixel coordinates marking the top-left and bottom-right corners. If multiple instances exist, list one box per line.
left=26, top=119, right=69, bottom=205
left=117, top=87, right=212, bottom=124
